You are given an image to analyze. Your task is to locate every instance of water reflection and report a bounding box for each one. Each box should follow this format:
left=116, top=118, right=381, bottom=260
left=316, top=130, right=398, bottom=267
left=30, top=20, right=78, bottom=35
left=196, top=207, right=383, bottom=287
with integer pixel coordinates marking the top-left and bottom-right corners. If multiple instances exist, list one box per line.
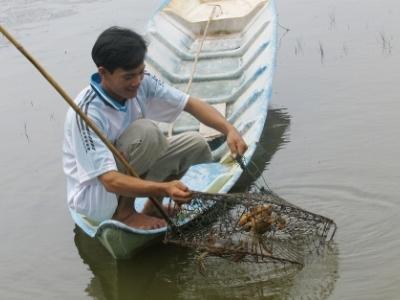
left=156, top=244, right=339, bottom=300
left=73, top=108, right=339, bottom=300
left=75, top=212, right=339, bottom=300
left=74, top=226, right=183, bottom=300
left=233, top=107, right=291, bottom=191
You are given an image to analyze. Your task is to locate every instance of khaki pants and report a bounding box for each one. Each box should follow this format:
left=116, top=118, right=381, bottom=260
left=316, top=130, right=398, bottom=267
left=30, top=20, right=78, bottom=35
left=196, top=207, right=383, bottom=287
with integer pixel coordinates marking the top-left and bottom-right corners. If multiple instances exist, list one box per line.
left=115, top=119, right=212, bottom=181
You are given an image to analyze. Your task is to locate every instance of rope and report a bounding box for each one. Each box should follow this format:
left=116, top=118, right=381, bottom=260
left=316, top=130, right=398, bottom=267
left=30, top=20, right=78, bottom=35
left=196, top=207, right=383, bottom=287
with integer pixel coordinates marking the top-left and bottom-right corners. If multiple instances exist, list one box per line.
left=168, top=5, right=219, bottom=137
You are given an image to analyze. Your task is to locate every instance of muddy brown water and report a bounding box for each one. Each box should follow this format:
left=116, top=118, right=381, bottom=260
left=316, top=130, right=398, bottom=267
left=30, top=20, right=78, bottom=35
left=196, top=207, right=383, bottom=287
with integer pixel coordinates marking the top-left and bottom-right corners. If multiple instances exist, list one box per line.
left=0, top=0, right=399, bottom=299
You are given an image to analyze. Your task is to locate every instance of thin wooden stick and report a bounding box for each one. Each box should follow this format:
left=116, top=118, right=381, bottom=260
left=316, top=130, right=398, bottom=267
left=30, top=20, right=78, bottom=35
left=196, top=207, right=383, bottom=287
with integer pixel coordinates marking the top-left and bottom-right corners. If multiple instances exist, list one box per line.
left=167, top=5, right=218, bottom=137
left=186, top=5, right=218, bottom=94
left=0, top=24, right=175, bottom=227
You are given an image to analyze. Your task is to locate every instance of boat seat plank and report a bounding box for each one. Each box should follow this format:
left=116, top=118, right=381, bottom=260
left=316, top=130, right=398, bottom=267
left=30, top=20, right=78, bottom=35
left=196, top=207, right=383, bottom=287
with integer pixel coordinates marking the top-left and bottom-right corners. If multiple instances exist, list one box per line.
left=164, top=0, right=268, bottom=23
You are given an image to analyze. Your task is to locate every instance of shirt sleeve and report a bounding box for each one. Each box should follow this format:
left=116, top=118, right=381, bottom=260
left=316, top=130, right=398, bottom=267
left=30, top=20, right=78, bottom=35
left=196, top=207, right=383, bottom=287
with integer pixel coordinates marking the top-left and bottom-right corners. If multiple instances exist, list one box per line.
left=139, top=72, right=189, bottom=123
left=71, top=107, right=118, bottom=184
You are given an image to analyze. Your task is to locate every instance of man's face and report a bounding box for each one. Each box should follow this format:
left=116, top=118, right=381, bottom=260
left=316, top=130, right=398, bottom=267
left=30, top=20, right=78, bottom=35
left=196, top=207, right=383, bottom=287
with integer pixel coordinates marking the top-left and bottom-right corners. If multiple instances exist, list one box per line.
left=99, top=63, right=145, bottom=101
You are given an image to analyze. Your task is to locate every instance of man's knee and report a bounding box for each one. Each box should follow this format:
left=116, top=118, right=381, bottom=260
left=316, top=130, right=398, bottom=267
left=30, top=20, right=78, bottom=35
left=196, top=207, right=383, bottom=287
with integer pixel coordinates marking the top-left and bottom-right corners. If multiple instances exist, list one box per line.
left=117, top=120, right=166, bottom=149
left=132, top=119, right=167, bottom=149
left=184, top=132, right=213, bottom=163
left=115, top=119, right=168, bottom=174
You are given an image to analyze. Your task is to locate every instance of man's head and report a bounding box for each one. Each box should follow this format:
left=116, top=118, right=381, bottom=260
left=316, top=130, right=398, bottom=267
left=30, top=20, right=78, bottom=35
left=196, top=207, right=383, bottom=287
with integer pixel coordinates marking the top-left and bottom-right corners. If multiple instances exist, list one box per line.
left=92, top=27, right=147, bottom=100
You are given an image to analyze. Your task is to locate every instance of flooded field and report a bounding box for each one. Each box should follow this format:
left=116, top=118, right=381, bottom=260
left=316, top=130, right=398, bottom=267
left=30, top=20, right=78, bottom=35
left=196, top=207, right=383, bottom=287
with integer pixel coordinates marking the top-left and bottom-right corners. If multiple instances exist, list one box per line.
left=0, top=0, right=399, bottom=299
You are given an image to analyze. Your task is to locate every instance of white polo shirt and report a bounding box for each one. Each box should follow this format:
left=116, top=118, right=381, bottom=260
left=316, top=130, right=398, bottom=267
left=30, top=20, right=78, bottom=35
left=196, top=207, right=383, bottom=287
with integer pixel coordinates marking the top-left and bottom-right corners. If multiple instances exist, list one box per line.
left=63, top=72, right=188, bottom=222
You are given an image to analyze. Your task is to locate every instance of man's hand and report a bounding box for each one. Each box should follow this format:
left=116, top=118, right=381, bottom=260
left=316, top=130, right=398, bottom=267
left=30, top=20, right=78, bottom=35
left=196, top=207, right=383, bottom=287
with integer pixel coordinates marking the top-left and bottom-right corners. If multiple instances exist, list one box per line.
left=226, top=127, right=248, bottom=158
left=162, top=180, right=192, bottom=204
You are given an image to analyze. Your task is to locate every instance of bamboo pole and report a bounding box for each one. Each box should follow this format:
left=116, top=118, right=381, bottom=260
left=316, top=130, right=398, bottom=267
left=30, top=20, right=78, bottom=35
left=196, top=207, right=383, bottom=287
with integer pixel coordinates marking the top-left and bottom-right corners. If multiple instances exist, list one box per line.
left=0, top=24, right=175, bottom=227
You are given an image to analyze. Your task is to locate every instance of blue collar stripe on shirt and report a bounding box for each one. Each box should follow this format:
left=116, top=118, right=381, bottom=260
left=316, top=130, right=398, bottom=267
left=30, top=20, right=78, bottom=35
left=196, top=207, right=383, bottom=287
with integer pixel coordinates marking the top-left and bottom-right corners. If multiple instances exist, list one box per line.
left=90, top=73, right=128, bottom=112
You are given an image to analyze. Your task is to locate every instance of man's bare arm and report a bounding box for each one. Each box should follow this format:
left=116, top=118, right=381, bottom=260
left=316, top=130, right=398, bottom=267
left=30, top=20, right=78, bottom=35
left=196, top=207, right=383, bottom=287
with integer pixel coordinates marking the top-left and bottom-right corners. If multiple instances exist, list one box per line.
left=184, top=97, right=248, bottom=156
left=98, top=171, right=192, bottom=203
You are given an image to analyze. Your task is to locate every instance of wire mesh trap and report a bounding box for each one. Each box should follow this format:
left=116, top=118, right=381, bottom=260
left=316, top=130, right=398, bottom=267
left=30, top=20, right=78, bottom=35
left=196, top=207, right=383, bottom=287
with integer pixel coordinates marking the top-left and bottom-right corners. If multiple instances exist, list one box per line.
left=165, top=190, right=337, bottom=270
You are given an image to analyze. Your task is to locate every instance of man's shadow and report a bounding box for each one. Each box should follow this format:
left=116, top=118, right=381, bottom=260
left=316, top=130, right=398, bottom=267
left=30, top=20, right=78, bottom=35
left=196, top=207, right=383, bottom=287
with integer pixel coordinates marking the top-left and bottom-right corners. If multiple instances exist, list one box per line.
left=232, top=107, right=291, bottom=191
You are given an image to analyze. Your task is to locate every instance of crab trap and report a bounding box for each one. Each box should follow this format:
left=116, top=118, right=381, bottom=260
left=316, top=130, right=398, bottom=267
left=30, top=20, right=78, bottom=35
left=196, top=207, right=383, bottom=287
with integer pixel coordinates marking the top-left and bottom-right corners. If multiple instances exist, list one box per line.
left=164, top=190, right=337, bottom=269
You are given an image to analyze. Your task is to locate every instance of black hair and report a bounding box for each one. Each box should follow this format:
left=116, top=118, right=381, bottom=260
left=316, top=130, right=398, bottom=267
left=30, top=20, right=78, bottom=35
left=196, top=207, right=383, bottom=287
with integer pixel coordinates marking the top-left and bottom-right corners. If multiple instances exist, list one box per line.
left=91, top=26, right=147, bottom=73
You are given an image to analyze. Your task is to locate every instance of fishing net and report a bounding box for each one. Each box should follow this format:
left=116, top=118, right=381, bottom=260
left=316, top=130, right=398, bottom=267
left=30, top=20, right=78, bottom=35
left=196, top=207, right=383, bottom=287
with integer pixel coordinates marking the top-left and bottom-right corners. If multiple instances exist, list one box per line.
left=165, top=190, right=337, bottom=270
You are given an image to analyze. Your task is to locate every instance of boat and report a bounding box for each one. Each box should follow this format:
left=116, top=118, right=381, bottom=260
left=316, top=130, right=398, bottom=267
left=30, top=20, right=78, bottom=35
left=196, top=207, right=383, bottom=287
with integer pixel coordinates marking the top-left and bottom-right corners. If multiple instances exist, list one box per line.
left=69, top=0, right=278, bottom=259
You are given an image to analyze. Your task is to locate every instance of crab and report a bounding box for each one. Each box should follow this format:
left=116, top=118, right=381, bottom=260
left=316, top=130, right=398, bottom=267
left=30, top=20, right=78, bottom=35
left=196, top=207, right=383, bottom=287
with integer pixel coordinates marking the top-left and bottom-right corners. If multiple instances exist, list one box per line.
left=239, top=204, right=287, bottom=234
left=195, top=205, right=288, bottom=274
left=238, top=204, right=287, bottom=259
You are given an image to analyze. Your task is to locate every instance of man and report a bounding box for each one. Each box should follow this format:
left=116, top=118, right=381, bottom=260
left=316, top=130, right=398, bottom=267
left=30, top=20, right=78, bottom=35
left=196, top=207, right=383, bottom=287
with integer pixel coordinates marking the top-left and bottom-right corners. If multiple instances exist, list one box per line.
left=63, top=27, right=247, bottom=229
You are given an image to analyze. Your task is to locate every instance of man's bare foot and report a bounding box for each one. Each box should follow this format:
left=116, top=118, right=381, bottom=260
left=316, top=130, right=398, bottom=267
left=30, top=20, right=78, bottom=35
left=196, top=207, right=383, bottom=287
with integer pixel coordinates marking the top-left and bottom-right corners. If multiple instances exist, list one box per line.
left=124, top=211, right=166, bottom=229
left=113, top=209, right=166, bottom=229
